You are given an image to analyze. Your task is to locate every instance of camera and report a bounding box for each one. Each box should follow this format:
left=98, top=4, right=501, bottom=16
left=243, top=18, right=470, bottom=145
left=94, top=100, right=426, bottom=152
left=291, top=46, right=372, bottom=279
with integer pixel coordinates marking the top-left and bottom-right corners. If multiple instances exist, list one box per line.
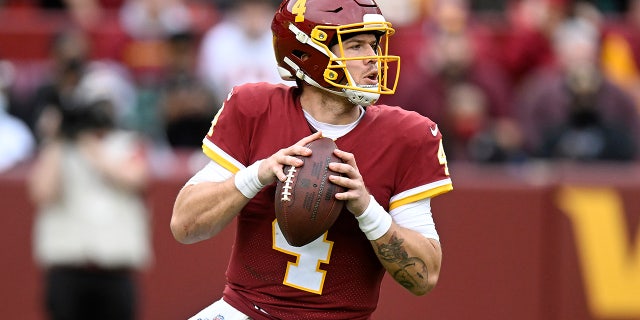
left=59, top=98, right=115, bottom=140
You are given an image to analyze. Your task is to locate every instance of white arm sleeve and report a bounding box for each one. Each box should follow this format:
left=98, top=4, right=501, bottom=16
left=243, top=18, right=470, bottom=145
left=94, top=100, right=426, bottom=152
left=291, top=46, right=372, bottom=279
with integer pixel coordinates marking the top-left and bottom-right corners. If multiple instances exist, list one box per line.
left=185, top=160, right=233, bottom=186
left=389, top=197, right=440, bottom=242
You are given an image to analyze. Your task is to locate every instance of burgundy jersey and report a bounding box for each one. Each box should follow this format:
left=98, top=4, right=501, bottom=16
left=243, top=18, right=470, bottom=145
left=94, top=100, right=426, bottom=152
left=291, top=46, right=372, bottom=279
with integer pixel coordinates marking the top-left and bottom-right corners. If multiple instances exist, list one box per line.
left=201, top=83, right=452, bottom=320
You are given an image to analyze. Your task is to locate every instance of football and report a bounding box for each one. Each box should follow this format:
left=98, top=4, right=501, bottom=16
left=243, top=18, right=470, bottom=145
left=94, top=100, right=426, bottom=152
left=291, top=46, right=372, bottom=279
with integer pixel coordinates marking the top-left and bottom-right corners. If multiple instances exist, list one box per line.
left=275, top=137, right=345, bottom=247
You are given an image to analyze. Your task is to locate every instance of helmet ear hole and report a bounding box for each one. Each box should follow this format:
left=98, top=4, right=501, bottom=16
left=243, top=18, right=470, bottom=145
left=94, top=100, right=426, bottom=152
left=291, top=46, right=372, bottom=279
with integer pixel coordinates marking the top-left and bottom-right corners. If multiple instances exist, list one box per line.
left=291, top=49, right=309, bottom=60
left=292, top=50, right=309, bottom=61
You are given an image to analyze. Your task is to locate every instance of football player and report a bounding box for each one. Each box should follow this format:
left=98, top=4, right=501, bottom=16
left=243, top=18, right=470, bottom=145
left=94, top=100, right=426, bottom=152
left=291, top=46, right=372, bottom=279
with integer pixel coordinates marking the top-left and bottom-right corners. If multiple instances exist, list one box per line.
left=170, top=0, right=453, bottom=319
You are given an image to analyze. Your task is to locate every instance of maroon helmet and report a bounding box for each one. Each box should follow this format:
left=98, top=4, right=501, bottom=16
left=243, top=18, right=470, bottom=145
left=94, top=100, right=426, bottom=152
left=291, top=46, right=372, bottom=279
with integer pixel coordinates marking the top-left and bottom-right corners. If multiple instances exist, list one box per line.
left=271, top=0, right=400, bottom=106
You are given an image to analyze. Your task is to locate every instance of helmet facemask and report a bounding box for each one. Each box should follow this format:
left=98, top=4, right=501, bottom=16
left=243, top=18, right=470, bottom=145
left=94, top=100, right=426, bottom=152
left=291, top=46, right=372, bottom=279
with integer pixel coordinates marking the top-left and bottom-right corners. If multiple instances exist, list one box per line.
left=318, top=17, right=400, bottom=105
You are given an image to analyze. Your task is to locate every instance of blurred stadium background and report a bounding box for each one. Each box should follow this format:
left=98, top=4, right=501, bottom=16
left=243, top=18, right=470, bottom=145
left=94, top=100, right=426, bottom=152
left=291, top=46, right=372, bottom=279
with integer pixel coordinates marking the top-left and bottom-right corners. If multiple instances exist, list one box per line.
left=1, top=0, right=640, bottom=319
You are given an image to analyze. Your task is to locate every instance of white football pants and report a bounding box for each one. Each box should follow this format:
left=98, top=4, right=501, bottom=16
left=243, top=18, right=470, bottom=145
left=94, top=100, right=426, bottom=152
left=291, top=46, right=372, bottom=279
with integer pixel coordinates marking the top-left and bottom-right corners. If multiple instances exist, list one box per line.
left=188, top=298, right=251, bottom=320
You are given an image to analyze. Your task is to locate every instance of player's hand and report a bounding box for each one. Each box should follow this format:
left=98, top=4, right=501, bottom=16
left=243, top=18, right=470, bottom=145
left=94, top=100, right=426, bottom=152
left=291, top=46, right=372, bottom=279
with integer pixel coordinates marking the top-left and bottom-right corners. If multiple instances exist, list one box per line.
left=328, top=149, right=371, bottom=216
left=257, top=131, right=323, bottom=185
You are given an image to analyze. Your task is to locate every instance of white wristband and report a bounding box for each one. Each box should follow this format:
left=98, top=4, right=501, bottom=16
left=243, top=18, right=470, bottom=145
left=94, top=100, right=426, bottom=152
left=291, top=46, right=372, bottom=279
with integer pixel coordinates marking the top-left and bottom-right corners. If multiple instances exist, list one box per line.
left=234, top=160, right=265, bottom=198
left=356, top=195, right=393, bottom=240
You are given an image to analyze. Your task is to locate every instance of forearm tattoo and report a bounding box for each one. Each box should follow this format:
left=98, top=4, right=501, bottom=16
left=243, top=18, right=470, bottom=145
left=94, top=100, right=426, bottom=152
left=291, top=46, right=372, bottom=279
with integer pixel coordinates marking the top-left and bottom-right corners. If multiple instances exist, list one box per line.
left=376, top=232, right=428, bottom=290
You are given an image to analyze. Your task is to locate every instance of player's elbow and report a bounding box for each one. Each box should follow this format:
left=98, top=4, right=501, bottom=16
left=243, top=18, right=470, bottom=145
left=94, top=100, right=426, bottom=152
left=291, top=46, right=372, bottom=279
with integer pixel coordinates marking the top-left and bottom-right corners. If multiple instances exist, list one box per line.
left=170, top=188, right=208, bottom=244
left=170, top=207, right=219, bottom=244
left=170, top=206, right=203, bottom=244
left=413, top=271, right=440, bottom=296
left=170, top=214, right=193, bottom=244
left=411, top=238, right=442, bottom=296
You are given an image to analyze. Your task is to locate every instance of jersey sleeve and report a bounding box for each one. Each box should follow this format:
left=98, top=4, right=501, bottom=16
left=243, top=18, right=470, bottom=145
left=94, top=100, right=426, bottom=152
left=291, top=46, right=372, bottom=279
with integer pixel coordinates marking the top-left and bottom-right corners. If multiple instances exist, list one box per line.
left=201, top=86, right=252, bottom=173
left=200, top=83, right=299, bottom=175
left=389, top=118, right=452, bottom=211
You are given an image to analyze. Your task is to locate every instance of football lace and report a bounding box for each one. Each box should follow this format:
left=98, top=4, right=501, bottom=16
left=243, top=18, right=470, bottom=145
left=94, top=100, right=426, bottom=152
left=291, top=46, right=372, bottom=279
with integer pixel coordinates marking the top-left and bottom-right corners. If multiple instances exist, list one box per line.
left=280, top=166, right=297, bottom=201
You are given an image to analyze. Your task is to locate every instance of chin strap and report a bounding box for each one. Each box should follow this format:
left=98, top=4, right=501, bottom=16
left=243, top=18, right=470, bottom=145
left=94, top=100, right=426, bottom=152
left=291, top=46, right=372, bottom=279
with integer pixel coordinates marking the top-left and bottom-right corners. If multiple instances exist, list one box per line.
left=343, top=85, right=380, bottom=107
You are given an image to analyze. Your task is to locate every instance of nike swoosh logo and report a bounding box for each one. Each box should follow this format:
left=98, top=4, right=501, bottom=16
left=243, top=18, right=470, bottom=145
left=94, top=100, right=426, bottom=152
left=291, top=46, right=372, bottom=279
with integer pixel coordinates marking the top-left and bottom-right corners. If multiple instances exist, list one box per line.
left=430, top=124, right=438, bottom=136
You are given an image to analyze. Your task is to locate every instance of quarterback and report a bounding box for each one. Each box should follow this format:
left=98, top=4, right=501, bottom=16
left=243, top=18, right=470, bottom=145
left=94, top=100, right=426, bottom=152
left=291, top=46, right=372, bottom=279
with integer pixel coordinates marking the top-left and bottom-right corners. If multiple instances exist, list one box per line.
left=170, top=0, right=453, bottom=319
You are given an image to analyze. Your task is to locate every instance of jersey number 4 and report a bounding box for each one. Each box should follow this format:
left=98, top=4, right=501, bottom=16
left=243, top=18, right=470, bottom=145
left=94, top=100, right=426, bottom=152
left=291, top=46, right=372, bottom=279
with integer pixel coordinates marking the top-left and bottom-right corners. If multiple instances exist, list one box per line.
left=272, top=220, right=333, bottom=294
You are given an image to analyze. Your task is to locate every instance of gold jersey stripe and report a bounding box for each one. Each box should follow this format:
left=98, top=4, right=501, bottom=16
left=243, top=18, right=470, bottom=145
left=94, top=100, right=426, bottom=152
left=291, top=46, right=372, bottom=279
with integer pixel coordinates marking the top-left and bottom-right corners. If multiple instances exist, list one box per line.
left=202, top=144, right=240, bottom=174
left=389, top=184, right=453, bottom=211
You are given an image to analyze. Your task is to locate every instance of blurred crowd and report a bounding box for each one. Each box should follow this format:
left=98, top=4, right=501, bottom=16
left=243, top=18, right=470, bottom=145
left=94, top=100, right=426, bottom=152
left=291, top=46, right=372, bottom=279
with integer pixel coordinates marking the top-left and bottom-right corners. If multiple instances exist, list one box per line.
left=1, top=0, right=640, bottom=173
left=380, top=0, right=640, bottom=163
left=0, top=0, right=637, bottom=318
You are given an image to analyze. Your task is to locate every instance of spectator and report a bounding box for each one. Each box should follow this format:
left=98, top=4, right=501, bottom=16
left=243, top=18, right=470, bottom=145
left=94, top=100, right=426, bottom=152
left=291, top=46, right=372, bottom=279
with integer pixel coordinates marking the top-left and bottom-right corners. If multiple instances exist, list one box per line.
left=34, top=0, right=114, bottom=30
left=197, top=0, right=287, bottom=99
left=158, top=31, right=220, bottom=148
left=381, top=0, right=520, bottom=162
left=515, top=17, right=640, bottom=161
left=119, top=0, right=193, bottom=40
left=500, top=0, right=567, bottom=85
left=376, top=0, right=425, bottom=27
left=0, top=60, right=36, bottom=172
left=75, top=60, right=139, bottom=132
left=124, top=29, right=220, bottom=148
left=26, top=27, right=139, bottom=143
left=28, top=93, right=152, bottom=320
left=441, top=82, right=524, bottom=162
left=28, top=28, right=91, bottom=143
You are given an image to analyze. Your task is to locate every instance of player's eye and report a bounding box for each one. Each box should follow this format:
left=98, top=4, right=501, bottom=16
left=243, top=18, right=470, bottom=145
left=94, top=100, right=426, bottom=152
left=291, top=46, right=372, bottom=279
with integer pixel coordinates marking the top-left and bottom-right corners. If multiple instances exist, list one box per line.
left=347, top=43, right=362, bottom=50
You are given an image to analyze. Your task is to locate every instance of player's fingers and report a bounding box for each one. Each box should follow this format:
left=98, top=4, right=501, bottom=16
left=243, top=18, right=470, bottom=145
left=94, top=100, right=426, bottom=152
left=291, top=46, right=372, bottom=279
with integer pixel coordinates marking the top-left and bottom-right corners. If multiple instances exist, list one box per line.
left=286, top=145, right=312, bottom=158
left=328, top=174, right=354, bottom=189
left=274, top=168, right=287, bottom=182
left=271, top=132, right=323, bottom=182
left=295, top=131, right=323, bottom=147
left=328, top=162, right=349, bottom=175
left=332, top=182, right=367, bottom=202
left=273, top=154, right=307, bottom=182
left=282, top=154, right=304, bottom=167
left=269, top=161, right=294, bottom=183
left=333, top=149, right=358, bottom=169
left=262, top=151, right=300, bottom=182
left=274, top=145, right=307, bottom=163
left=329, top=161, right=362, bottom=181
